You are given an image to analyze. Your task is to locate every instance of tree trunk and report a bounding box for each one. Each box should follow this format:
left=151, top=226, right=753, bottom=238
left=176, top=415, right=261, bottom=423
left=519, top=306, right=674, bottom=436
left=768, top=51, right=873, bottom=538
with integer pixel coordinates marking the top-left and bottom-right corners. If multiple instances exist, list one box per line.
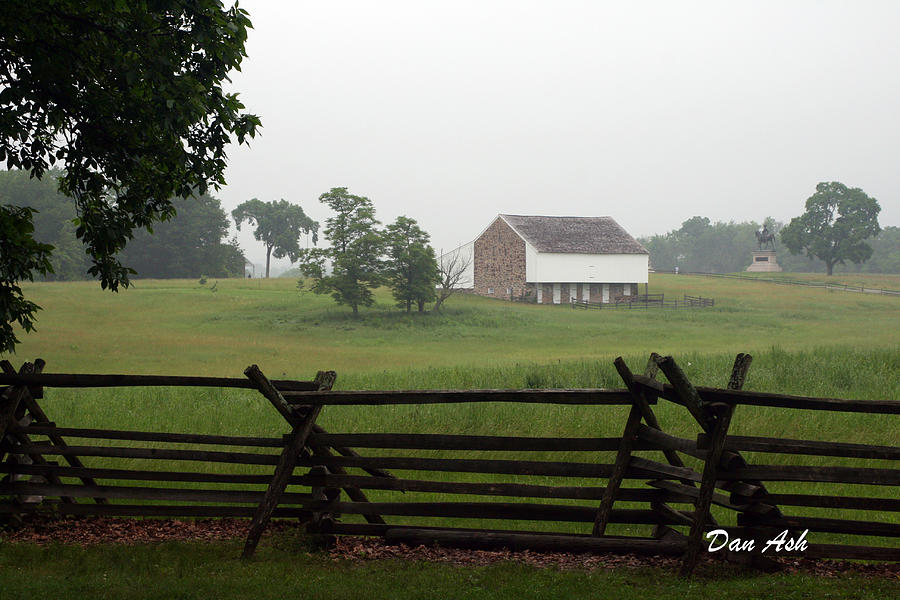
left=406, top=299, right=411, bottom=313
left=352, top=303, right=358, bottom=316
left=417, top=300, right=425, bottom=313
left=433, top=293, right=446, bottom=312
left=826, top=260, right=834, bottom=276
left=265, top=245, right=273, bottom=278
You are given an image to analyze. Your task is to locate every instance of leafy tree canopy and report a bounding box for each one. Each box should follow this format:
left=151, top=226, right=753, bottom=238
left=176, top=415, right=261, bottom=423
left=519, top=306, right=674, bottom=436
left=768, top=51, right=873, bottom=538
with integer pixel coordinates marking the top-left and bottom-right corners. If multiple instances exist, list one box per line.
left=232, top=198, right=318, bottom=278
left=0, top=205, right=52, bottom=353
left=301, top=187, right=384, bottom=315
left=0, top=168, right=91, bottom=281
left=640, top=212, right=898, bottom=275
left=780, top=182, right=881, bottom=275
left=1, top=169, right=246, bottom=280
left=385, top=216, right=438, bottom=313
left=0, top=0, right=259, bottom=352
left=122, top=195, right=245, bottom=279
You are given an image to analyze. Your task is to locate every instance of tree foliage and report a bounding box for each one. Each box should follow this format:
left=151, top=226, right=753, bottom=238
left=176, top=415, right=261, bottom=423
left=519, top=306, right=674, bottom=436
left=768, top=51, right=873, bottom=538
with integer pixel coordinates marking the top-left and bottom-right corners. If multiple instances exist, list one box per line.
left=232, top=199, right=318, bottom=278
left=640, top=212, right=898, bottom=275
left=780, top=182, right=882, bottom=275
left=122, top=195, right=245, bottom=279
left=301, top=188, right=383, bottom=315
left=0, top=0, right=259, bottom=353
left=640, top=217, right=761, bottom=273
left=0, top=168, right=91, bottom=280
left=863, top=226, right=900, bottom=274
left=0, top=205, right=53, bottom=353
left=385, top=216, right=439, bottom=313
left=2, top=169, right=246, bottom=280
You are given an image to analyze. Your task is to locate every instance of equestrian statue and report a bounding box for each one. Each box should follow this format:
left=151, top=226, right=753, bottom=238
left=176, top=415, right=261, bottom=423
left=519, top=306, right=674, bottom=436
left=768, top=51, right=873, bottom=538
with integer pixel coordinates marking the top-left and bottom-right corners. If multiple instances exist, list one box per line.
left=755, top=224, right=776, bottom=250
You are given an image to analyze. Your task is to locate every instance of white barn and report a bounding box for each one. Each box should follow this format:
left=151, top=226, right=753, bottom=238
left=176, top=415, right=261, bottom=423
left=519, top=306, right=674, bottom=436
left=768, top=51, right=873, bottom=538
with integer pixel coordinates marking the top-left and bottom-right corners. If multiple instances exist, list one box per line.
left=460, top=214, right=649, bottom=304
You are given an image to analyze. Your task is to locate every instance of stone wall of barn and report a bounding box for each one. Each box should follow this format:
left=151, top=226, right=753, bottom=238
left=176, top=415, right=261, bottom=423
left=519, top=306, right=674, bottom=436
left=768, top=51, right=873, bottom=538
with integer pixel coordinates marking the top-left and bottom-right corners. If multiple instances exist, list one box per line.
left=473, top=217, right=527, bottom=299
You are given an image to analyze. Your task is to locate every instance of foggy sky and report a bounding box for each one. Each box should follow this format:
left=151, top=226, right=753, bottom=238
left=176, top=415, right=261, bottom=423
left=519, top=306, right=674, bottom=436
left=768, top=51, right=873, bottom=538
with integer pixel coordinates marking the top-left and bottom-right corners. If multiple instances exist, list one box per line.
left=218, top=1, right=900, bottom=272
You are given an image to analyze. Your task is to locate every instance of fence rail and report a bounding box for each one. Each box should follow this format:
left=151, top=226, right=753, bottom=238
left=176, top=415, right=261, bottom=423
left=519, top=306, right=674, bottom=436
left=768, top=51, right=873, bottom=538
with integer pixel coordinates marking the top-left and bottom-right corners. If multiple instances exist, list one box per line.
left=572, top=294, right=714, bottom=310
left=1, top=356, right=897, bottom=575
left=686, top=271, right=900, bottom=297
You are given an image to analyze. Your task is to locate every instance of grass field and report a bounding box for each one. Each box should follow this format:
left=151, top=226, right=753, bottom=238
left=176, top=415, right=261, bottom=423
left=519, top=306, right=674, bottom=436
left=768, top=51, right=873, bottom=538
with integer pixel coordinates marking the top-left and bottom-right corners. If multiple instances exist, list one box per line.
left=9, top=272, right=900, bottom=379
left=2, top=273, right=898, bottom=596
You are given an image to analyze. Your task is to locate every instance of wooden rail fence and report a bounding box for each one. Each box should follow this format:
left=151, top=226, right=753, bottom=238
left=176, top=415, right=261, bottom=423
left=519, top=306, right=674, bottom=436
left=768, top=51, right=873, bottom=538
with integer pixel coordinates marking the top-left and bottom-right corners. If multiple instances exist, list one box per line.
left=0, top=355, right=897, bottom=575
left=686, top=271, right=900, bottom=297
left=572, top=294, right=714, bottom=310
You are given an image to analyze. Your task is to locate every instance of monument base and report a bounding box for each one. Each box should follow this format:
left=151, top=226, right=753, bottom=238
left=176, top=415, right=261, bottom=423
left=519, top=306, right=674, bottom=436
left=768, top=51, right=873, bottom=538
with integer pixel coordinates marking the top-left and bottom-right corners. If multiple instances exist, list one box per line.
left=746, top=250, right=782, bottom=272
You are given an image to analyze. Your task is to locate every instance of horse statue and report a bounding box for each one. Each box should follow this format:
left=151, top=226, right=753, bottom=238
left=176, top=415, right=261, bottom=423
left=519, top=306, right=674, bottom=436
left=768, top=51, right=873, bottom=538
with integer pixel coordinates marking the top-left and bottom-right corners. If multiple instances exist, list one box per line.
left=755, top=226, right=776, bottom=250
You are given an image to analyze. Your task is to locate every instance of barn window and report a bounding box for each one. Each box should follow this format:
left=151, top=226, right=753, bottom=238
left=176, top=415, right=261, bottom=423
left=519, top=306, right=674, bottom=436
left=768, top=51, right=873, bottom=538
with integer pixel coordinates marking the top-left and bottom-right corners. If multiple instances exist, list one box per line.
left=488, top=287, right=494, bottom=294
left=624, top=285, right=631, bottom=296
left=506, top=287, right=512, bottom=296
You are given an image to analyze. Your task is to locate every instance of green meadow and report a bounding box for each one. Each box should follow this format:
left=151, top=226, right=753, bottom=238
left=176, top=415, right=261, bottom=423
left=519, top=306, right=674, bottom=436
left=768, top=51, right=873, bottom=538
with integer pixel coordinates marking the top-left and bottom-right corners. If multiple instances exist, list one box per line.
left=10, top=272, right=900, bottom=379
left=2, top=273, right=898, bottom=596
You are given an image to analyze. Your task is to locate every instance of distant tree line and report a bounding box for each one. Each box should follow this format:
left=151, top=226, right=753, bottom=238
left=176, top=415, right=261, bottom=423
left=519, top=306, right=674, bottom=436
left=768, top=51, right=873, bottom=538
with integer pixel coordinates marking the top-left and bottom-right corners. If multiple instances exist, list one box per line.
left=1, top=169, right=245, bottom=280
left=641, top=219, right=899, bottom=275
left=641, top=182, right=894, bottom=275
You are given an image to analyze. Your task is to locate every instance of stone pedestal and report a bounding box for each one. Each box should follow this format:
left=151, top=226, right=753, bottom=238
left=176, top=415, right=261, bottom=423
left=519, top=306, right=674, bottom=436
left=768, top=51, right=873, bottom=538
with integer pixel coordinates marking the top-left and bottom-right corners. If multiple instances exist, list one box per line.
left=746, top=250, right=782, bottom=272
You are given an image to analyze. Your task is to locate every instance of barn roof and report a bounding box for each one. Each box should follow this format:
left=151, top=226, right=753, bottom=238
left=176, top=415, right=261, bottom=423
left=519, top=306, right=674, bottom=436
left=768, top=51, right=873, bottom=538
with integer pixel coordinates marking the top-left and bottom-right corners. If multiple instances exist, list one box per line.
left=499, top=215, right=649, bottom=255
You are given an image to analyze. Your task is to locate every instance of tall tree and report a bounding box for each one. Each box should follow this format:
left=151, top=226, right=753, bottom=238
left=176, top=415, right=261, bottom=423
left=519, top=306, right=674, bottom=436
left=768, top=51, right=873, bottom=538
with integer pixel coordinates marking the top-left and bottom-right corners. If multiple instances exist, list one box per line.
left=0, top=1, right=260, bottom=353
left=123, top=194, right=245, bottom=279
left=232, top=199, right=318, bottom=278
left=385, top=216, right=439, bottom=312
left=301, top=188, right=383, bottom=316
left=780, top=182, right=881, bottom=276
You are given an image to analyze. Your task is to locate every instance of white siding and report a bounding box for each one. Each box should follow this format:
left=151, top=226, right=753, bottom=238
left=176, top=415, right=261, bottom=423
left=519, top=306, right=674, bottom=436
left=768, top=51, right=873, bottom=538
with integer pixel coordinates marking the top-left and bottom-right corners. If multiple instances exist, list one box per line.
left=525, top=245, right=648, bottom=284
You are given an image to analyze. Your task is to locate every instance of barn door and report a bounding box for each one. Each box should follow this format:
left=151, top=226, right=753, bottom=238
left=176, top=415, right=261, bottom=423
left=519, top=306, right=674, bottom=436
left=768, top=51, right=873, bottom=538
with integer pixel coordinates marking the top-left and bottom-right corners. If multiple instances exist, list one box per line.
left=552, top=284, right=561, bottom=304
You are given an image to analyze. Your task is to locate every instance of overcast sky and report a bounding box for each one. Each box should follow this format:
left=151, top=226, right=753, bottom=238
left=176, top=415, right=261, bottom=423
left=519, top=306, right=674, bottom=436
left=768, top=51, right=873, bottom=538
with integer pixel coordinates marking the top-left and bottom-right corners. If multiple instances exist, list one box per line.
left=218, top=1, right=900, bottom=271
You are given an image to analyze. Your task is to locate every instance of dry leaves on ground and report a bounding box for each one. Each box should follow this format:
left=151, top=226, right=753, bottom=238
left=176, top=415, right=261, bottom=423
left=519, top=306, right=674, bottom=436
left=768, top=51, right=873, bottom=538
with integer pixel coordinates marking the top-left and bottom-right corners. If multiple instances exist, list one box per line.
left=2, top=516, right=897, bottom=579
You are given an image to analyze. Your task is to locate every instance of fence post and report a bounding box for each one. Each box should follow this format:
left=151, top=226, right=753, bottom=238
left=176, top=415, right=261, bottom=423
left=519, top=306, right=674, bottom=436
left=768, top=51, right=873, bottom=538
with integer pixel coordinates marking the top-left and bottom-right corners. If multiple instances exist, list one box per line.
left=592, top=356, right=660, bottom=536
left=242, top=365, right=327, bottom=559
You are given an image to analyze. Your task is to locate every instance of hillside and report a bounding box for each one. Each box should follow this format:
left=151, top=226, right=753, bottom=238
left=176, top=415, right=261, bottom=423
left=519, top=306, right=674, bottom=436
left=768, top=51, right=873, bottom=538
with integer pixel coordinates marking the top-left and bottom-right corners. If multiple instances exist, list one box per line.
left=8, top=273, right=899, bottom=392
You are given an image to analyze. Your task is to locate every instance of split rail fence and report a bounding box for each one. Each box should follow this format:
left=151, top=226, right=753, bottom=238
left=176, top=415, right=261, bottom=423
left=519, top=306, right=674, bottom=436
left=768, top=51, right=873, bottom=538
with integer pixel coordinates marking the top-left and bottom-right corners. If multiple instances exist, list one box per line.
left=0, top=355, right=897, bottom=575
left=687, top=272, right=900, bottom=297
left=572, top=294, right=714, bottom=310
